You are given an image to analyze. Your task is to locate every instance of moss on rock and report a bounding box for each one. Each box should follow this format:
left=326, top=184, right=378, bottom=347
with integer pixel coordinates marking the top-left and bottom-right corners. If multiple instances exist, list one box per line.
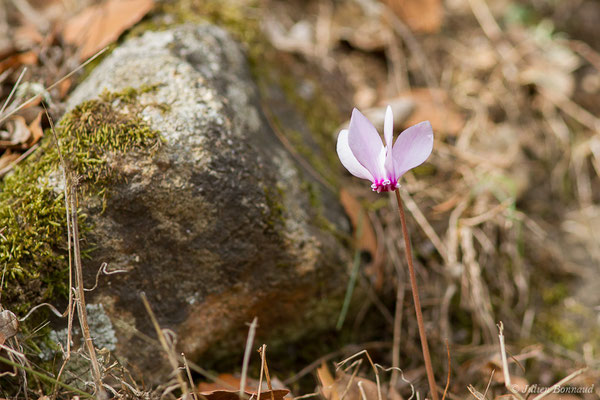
left=0, top=87, right=160, bottom=314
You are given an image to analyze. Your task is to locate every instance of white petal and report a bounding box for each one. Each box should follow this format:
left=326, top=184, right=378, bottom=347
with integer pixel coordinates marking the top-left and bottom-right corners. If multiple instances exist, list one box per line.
left=337, top=129, right=374, bottom=181
left=384, top=105, right=393, bottom=147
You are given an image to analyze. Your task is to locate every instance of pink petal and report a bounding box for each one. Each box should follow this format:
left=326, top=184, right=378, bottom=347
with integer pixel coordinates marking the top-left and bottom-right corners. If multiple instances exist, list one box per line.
left=337, top=129, right=374, bottom=181
left=348, top=108, right=385, bottom=180
left=392, top=121, right=434, bottom=177
left=384, top=105, right=393, bottom=147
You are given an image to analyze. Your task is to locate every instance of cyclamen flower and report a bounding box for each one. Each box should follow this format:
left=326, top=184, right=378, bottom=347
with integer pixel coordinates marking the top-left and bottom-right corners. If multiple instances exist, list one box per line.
left=337, top=106, right=434, bottom=192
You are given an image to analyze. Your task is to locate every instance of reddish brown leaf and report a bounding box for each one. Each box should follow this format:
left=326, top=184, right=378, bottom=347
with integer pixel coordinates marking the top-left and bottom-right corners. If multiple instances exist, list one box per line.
left=62, top=0, right=155, bottom=61
left=383, top=0, right=443, bottom=33
left=198, top=373, right=246, bottom=393
left=0, top=151, right=20, bottom=171
left=339, top=189, right=378, bottom=259
left=27, top=110, right=44, bottom=146
left=198, top=390, right=289, bottom=400
left=339, top=189, right=383, bottom=287
left=317, top=363, right=339, bottom=400
left=394, top=88, right=464, bottom=137
left=0, top=51, right=38, bottom=75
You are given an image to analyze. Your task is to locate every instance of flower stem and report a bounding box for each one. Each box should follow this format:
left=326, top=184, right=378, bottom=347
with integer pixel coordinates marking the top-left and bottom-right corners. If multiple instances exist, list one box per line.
left=395, top=189, right=439, bottom=400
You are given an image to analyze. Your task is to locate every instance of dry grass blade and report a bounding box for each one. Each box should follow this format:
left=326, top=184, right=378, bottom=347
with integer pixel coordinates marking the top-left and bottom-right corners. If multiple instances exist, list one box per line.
left=531, top=368, right=588, bottom=400
left=69, top=180, right=107, bottom=399
left=140, top=292, right=190, bottom=398
left=44, top=104, right=77, bottom=396
left=441, top=339, right=451, bottom=400
left=0, top=46, right=108, bottom=125
left=336, top=350, right=382, bottom=400
left=44, top=105, right=106, bottom=399
left=497, top=322, right=524, bottom=400
left=240, top=317, right=258, bottom=400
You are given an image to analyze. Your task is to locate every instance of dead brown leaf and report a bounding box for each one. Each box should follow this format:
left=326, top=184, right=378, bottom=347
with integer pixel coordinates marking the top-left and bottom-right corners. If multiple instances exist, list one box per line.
left=198, top=373, right=246, bottom=393
left=317, top=362, right=339, bottom=400
left=0, top=151, right=20, bottom=171
left=197, top=389, right=289, bottom=400
left=394, top=88, right=464, bottom=137
left=339, top=189, right=384, bottom=288
left=198, top=373, right=290, bottom=398
left=0, top=115, right=31, bottom=149
left=383, top=0, right=443, bottom=33
left=27, top=110, right=44, bottom=145
left=0, top=51, right=38, bottom=75
left=0, top=310, right=19, bottom=346
left=62, top=0, right=154, bottom=61
left=317, top=363, right=380, bottom=400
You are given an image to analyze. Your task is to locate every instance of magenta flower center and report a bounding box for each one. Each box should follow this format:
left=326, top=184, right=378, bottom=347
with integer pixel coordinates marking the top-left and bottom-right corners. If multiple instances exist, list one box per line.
left=370, top=178, right=400, bottom=193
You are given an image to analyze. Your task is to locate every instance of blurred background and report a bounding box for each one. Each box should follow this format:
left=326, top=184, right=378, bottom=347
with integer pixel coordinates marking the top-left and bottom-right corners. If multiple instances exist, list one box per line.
left=1, top=0, right=599, bottom=398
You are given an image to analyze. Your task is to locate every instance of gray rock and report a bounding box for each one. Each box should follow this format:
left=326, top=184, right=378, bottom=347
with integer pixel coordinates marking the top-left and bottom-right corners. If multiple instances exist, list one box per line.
left=66, top=24, right=350, bottom=380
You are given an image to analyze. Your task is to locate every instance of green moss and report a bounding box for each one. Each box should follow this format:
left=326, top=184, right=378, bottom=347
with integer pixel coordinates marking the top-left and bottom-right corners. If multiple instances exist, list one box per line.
left=262, top=183, right=286, bottom=230
left=0, top=86, right=161, bottom=314
left=536, top=313, right=582, bottom=351
left=542, top=283, right=568, bottom=305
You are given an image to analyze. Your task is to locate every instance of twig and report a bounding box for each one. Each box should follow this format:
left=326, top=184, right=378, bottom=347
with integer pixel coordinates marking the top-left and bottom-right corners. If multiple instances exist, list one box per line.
left=531, top=368, right=588, bottom=400
left=0, top=353, right=92, bottom=398
left=496, top=322, right=524, bottom=400
left=261, top=346, right=275, bottom=400
left=45, top=104, right=76, bottom=396
left=283, top=342, right=390, bottom=385
left=257, top=345, right=266, bottom=400
left=70, top=183, right=107, bottom=399
left=390, top=281, right=404, bottom=389
left=0, top=66, right=27, bottom=116
left=357, top=381, right=368, bottom=400
left=336, top=350, right=382, bottom=400
left=141, top=292, right=189, bottom=398
left=441, top=340, right=451, bottom=400
left=340, top=359, right=363, bottom=400
left=377, top=366, right=416, bottom=400
left=240, top=317, right=258, bottom=400
left=395, top=190, right=439, bottom=400
left=482, top=369, right=494, bottom=400
left=182, top=354, right=197, bottom=398
left=0, top=47, right=108, bottom=125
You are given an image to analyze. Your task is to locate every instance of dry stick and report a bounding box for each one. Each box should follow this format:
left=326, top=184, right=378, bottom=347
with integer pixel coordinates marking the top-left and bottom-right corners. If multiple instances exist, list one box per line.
left=45, top=106, right=76, bottom=398
left=257, top=345, right=266, bottom=400
left=531, top=369, right=588, bottom=400
left=336, top=350, right=382, bottom=400
left=0, top=66, right=27, bottom=116
left=46, top=105, right=102, bottom=397
left=441, top=340, right=451, bottom=400
left=481, top=370, right=495, bottom=400
left=140, top=293, right=189, bottom=398
left=259, top=345, right=276, bottom=400
left=0, top=46, right=108, bottom=125
left=70, top=184, right=107, bottom=399
left=390, top=281, right=405, bottom=390
left=182, top=354, right=197, bottom=398
left=394, top=190, right=439, bottom=400
left=240, top=317, right=258, bottom=400
left=496, top=322, right=524, bottom=400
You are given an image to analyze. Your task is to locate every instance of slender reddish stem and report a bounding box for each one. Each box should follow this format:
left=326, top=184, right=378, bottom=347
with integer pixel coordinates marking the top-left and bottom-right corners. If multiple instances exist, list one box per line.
left=395, top=189, right=439, bottom=400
